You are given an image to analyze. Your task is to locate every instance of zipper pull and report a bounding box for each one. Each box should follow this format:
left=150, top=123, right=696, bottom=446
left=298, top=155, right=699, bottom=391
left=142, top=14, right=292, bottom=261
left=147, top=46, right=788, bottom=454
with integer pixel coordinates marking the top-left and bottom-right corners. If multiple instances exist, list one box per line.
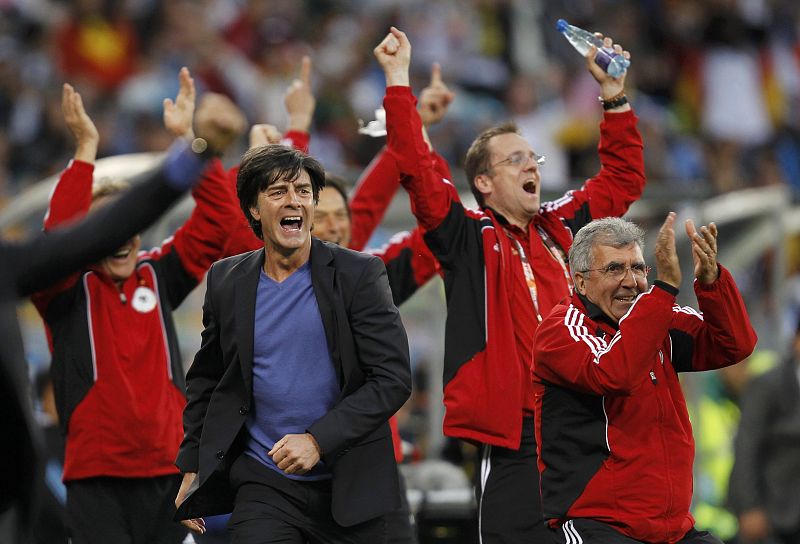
left=650, top=371, right=658, bottom=385
left=120, top=292, right=127, bottom=305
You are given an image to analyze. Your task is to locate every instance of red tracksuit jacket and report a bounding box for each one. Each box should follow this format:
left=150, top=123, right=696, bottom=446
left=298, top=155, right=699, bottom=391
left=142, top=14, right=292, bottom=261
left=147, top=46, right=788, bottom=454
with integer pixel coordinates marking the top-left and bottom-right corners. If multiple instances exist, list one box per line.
left=32, top=158, right=237, bottom=481
left=532, top=270, right=757, bottom=542
left=385, top=85, right=645, bottom=449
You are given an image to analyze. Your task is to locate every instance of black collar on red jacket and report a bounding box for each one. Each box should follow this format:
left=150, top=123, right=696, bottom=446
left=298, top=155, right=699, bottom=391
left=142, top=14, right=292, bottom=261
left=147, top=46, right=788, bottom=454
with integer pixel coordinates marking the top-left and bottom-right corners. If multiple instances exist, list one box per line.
left=575, top=291, right=620, bottom=333
left=484, top=206, right=531, bottom=239
left=574, top=280, right=679, bottom=335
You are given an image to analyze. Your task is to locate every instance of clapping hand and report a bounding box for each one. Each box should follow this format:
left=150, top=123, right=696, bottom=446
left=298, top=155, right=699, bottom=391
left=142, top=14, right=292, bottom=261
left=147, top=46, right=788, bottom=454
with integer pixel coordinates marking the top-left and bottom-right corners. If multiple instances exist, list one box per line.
left=685, top=219, right=719, bottom=285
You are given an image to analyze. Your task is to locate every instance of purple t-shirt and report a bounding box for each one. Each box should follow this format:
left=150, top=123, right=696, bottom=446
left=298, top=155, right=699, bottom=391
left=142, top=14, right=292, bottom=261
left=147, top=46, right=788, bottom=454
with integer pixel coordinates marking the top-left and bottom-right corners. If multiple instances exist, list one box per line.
left=244, top=262, right=339, bottom=480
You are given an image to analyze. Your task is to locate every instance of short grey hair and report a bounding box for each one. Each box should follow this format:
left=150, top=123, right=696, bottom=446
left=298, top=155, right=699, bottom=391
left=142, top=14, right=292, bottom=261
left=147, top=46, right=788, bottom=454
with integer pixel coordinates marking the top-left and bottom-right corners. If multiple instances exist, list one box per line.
left=569, top=217, right=645, bottom=280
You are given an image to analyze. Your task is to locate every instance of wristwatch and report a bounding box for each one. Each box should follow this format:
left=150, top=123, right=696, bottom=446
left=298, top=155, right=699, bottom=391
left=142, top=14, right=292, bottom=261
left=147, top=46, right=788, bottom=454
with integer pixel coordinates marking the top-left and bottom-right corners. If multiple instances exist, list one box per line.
left=190, top=137, right=217, bottom=160
left=600, top=94, right=628, bottom=111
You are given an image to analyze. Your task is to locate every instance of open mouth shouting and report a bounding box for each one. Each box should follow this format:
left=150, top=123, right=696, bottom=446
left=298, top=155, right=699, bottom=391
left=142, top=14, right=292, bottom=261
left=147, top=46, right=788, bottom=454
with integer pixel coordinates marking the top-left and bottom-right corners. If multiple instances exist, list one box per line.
left=280, top=216, right=303, bottom=232
left=522, top=179, right=537, bottom=195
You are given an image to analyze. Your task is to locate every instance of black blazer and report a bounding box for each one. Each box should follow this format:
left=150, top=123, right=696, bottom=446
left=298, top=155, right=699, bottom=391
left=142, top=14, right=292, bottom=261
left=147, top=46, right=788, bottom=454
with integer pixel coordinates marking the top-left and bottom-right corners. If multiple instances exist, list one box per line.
left=175, top=238, right=412, bottom=527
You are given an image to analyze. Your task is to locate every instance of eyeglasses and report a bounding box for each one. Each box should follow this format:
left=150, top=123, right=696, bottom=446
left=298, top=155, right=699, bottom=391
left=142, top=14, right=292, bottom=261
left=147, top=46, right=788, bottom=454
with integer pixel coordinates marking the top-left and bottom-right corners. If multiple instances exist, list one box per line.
left=488, top=151, right=546, bottom=171
left=581, top=263, right=651, bottom=280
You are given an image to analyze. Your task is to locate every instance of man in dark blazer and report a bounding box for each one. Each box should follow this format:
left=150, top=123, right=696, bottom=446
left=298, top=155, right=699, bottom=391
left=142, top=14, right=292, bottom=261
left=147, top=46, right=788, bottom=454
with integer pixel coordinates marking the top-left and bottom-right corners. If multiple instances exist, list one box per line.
left=174, top=144, right=412, bottom=543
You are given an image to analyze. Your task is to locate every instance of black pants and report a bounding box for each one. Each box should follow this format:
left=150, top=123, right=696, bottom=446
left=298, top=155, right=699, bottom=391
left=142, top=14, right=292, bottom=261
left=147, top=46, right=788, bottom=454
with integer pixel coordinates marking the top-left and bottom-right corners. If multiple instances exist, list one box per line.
left=474, top=417, right=551, bottom=543
left=66, top=474, right=187, bottom=544
left=552, top=519, right=724, bottom=544
left=386, top=467, right=416, bottom=544
left=229, top=454, right=387, bottom=544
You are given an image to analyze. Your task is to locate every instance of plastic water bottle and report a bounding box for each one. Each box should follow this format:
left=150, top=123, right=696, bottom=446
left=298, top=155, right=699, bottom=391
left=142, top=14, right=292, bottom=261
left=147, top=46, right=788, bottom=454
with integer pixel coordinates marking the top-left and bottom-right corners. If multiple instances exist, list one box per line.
left=556, top=19, right=630, bottom=78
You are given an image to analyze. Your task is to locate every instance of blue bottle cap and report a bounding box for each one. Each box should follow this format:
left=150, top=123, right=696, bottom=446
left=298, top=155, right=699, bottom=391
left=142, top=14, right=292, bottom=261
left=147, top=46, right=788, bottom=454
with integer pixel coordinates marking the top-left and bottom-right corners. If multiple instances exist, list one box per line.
left=556, top=19, right=569, bottom=32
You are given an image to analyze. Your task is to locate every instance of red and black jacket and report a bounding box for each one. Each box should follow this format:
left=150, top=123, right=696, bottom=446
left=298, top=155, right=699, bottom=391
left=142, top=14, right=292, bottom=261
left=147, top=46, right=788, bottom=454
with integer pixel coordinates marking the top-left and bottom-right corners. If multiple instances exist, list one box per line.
left=31, top=158, right=237, bottom=481
left=385, top=85, right=645, bottom=449
left=532, top=269, right=757, bottom=543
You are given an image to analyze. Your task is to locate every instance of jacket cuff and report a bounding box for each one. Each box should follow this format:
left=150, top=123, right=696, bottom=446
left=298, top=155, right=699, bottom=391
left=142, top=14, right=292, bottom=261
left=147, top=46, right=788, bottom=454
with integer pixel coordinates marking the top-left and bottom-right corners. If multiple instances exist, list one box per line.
left=602, top=108, right=637, bottom=125
left=163, top=139, right=207, bottom=191
left=175, top=448, right=199, bottom=473
left=386, top=85, right=413, bottom=97
left=68, top=159, right=96, bottom=174
left=653, top=280, right=679, bottom=297
left=694, top=263, right=727, bottom=291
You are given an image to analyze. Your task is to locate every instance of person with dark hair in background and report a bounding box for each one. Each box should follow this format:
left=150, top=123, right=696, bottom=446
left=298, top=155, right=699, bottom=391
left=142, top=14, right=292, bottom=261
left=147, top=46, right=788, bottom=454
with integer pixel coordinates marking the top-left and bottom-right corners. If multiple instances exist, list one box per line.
left=174, top=143, right=412, bottom=543
left=30, top=69, right=247, bottom=544
left=0, top=79, right=241, bottom=544
left=378, top=26, right=644, bottom=542
left=533, top=214, right=757, bottom=543
left=729, top=324, right=800, bottom=544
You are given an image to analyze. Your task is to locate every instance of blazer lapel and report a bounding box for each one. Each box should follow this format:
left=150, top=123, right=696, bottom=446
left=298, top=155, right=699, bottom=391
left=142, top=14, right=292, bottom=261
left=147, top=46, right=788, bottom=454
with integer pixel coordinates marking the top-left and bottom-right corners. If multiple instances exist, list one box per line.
left=310, top=238, right=342, bottom=384
left=234, top=249, right=264, bottom=395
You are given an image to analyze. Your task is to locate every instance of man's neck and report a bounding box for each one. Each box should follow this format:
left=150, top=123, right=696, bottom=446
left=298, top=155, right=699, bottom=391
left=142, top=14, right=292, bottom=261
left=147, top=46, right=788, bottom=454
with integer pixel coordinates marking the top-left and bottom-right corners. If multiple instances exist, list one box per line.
left=486, top=205, right=534, bottom=231
left=263, top=241, right=311, bottom=282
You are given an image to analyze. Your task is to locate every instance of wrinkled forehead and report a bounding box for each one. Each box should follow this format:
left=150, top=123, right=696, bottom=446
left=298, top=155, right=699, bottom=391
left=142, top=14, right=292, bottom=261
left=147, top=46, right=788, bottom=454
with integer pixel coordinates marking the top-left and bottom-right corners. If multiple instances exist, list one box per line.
left=590, top=242, right=644, bottom=266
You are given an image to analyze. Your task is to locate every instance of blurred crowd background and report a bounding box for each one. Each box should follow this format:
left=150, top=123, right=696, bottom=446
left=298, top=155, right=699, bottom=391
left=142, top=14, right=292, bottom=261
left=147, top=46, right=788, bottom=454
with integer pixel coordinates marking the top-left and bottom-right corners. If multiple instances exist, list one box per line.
left=1, top=0, right=799, bottom=197
left=3, top=0, right=800, bottom=542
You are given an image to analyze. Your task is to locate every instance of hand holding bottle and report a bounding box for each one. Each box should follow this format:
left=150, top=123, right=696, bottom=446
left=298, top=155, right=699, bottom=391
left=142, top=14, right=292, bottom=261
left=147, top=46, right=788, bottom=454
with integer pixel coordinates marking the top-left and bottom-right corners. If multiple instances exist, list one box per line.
left=557, top=20, right=631, bottom=108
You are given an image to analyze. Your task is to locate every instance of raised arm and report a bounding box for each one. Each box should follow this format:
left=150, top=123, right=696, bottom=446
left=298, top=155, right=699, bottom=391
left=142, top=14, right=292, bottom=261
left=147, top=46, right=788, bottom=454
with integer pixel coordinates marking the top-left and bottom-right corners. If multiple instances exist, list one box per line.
left=156, top=92, right=247, bottom=306
left=540, top=36, right=644, bottom=230
left=668, top=219, right=757, bottom=372
left=350, top=62, right=455, bottom=250
left=378, top=28, right=466, bottom=259
left=418, top=62, right=455, bottom=151
left=163, top=66, right=196, bottom=141
left=18, top=94, right=243, bottom=297
left=43, top=84, right=99, bottom=231
left=15, top=142, right=210, bottom=296
left=284, top=55, right=315, bottom=137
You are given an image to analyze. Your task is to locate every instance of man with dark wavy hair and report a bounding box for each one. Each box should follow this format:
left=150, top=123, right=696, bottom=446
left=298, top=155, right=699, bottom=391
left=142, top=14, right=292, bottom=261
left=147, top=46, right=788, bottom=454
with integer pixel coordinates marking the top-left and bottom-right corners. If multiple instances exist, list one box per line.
left=175, top=144, right=412, bottom=544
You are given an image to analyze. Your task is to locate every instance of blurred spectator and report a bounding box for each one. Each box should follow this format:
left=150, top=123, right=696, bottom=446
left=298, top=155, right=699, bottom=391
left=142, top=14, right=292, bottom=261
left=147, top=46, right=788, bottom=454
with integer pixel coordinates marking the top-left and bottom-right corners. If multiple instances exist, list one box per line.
left=0, top=0, right=799, bottom=201
left=689, top=355, right=774, bottom=542
left=55, top=0, right=139, bottom=93
left=728, top=324, right=800, bottom=544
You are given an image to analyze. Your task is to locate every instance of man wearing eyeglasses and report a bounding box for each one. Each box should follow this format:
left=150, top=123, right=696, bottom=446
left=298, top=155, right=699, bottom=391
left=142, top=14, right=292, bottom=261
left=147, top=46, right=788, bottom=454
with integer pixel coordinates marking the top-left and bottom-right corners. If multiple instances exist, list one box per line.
left=533, top=214, right=757, bottom=544
left=376, top=26, right=644, bottom=542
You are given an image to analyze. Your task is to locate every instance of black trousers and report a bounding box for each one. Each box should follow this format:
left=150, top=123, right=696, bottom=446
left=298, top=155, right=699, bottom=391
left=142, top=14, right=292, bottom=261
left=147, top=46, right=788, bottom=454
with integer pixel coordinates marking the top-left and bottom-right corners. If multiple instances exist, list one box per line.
left=551, top=519, right=724, bottom=544
left=229, top=454, right=387, bottom=544
left=474, top=417, right=551, bottom=543
left=66, top=474, right=186, bottom=544
left=386, top=467, right=416, bottom=544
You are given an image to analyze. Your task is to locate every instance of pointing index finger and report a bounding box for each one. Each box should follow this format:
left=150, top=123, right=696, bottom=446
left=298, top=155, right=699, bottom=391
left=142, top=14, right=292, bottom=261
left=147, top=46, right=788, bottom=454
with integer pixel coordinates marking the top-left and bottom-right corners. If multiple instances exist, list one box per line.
left=299, top=55, right=312, bottom=85
left=431, top=62, right=442, bottom=85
